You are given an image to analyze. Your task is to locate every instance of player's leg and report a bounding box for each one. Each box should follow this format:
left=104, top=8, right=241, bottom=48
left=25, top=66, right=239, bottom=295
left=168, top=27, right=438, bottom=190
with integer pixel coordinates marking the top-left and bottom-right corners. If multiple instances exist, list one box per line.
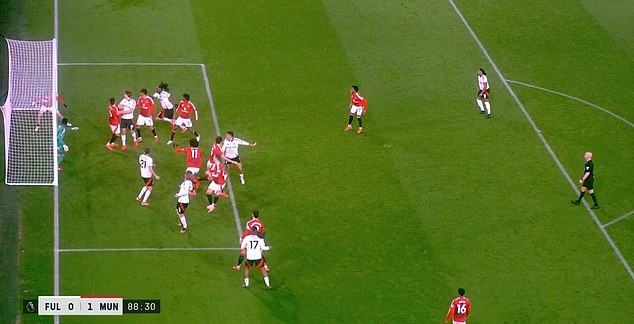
left=206, top=184, right=217, bottom=212
left=177, top=203, right=188, bottom=233
left=191, top=129, right=201, bottom=142
left=571, top=186, right=587, bottom=205
left=167, top=124, right=176, bottom=145
left=134, top=123, right=142, bottom=147
left=142, top=184, right=153, bottom=205
left=150, top=126, right=158, bottom=142
left=484, top=94, right=491, bottom=118
left=356, top=116, right=363, bottom=134
left=345, top=112, right=354, bottom=131
left=476, top=92, right=485, bottom=113
left=261, top=266, right=271, bottom=289
left=120, top=122, right=127, bottom=149
left=233, top=251, right=245, bottom=270
left=243, top=267, right=250, bottom=288
left=236, top=162, right=246, bottom=184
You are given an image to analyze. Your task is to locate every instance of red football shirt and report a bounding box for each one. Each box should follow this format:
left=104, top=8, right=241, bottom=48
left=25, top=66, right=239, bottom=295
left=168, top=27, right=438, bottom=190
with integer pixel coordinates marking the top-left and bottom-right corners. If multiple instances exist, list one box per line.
left=445, top=296, right=471, bottom=323
left=208, top=160, right=225, bottom=185
left=108, top=104, right=120, bottom=126
left=175, top=146, right=202, bottom=169
left=176, top=100, right=197, bottom=119
left=136, top=96, right=156, bottom=118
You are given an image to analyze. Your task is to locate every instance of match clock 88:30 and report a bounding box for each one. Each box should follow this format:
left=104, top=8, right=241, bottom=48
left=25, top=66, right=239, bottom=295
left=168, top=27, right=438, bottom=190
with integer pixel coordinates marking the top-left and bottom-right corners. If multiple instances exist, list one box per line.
left=123, top=300, right=160, bottom=313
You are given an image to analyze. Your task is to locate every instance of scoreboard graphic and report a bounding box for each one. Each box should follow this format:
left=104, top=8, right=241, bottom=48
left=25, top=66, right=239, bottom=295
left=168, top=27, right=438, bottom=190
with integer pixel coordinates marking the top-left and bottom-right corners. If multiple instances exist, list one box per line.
left=23, top=296, right=160, bottom=315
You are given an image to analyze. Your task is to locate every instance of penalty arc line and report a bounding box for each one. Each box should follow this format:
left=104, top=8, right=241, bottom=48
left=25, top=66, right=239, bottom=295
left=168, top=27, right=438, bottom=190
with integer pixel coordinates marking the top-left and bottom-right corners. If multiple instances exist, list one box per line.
left=603, top=210, right=634, bottom=228
left=506, top=79, right=634, bottom=129
left=448, top=0, right=634, bottom=281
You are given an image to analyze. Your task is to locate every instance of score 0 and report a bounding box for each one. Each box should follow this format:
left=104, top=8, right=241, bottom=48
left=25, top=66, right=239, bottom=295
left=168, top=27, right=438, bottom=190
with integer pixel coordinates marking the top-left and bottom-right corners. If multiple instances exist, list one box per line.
left=38, top=296, right=123, bottom=315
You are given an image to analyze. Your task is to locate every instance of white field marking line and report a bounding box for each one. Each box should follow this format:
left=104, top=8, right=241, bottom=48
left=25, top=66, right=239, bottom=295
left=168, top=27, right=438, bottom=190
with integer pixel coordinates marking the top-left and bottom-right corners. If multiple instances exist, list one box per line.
left=448, top=0, right=634, bottom=281
left=603, top=210, right=634, bottom=228
left=58, top=247, right=240, bottom=253
left=54, top=1, right=61, bottom=323
left=201, top=63, right=244, bottom=238
left=507, top=79, right=634, bottom=129
left=58, top=62, right=201, bottom=66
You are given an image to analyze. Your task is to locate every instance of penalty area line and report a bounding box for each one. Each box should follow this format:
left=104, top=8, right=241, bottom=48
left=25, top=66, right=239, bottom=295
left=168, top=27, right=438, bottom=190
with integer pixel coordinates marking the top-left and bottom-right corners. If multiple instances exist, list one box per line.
left=58, top=247, right=240, bottom=253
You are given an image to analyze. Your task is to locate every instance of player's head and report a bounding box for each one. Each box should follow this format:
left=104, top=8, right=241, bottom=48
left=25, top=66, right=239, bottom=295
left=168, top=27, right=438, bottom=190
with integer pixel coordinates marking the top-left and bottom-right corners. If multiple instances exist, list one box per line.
left=185, top=170, right=193, bottom=180
left=124, top=90, right=132, bottom=99
left=215, top=136, right=223, bottom=144
left=140, top=88, right=148, bottom=96
left=109, top=97, right=115, bottom=105
left=252, top=210, right=259, bottom=218
left=157, top=82, right=169, bottom=92
left=183, top=94, right=190, bottom=101
left=61, top=118, right=69, bottom=125
left=458, top=288, right=465, bottom=296
left=351, top=85, right=359, bottom=92
left=250, top=226, right=259, bottom=233
left=226, top=131, right=234, bottom=140
left=478, top=68, right=486, bottom=76
left=189, top=138, right=199, bottom=147
left=585, top=152, right=592, bottom=160
left=144, top=148, right=151, bottom=154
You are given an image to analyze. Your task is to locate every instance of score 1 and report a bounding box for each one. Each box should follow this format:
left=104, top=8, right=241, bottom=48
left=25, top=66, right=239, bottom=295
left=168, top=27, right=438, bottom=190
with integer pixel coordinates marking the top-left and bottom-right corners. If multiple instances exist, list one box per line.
left=38, top=296, right=123, bottom=315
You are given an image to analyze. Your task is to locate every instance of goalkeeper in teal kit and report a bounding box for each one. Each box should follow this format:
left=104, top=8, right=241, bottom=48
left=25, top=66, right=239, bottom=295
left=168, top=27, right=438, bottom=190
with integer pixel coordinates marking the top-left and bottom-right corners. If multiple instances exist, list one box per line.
left=57, top=118, right=79, bottom=171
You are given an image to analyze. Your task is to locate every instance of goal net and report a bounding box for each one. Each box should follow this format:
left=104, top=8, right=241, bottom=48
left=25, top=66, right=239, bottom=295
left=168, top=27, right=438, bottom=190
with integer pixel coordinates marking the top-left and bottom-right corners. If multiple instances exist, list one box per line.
left=1, top=38, right=58, bottom=185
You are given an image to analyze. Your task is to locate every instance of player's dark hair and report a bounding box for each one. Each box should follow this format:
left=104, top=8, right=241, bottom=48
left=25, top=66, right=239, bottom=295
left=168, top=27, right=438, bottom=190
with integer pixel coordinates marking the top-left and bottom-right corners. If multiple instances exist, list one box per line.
left=109, top=97, right=115, bottom=104
left=189, top=138, right=198, bottom=147
left=251, top=226, right=259, bottom=233
left=125, top=90, right=132, bottom=97
left=144, top=148, right=150, bottom=154
left=61, top=118, right=68, bottom=125
left=252, top=210, right=259, bottom=218
left=458, top=288, right=465, bottom=296
left=479, top=68, right=486, bottom=75
left=352, top=85, right=359, bottom=92
left=183, top=94, right=190, bottom=101
left=226, top=130, right=234, bottom=137
left=215, top=136, right=222, bottom=144
left=158, top=82, right=169, bottom=92
left=140, top=88, right=148, bottom=95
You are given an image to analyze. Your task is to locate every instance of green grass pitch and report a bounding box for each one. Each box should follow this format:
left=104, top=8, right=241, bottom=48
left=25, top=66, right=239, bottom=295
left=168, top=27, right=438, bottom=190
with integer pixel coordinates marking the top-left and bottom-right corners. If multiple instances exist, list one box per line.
left=2, top=0, right=633, bottom=323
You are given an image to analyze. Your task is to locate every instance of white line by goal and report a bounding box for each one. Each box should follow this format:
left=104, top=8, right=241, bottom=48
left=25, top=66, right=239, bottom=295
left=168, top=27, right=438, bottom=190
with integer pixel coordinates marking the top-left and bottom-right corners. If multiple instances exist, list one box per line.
left=58, top=247, right=240, bottom=253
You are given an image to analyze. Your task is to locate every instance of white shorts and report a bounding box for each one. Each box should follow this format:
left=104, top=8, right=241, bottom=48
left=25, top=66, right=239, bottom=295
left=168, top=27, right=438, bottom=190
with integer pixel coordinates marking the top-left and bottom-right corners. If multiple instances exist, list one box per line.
left=136, top=115, right=154, bottom=126
left=207, top=181, right=225, bottom=195
left=175, top=117, right=193, bottom=129
left=186, top=167, right=200, bottom=175
left=109, top=124, right=120, bottom=135
left=453, top=321, right=465, bottom=324
left=349, top=104, right=364, bottom=116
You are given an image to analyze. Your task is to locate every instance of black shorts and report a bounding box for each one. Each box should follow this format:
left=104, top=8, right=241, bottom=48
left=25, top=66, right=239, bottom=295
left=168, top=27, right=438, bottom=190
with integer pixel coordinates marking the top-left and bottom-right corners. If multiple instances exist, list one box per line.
left=478, top=89, right=490, bottom=100
left=120, top=118, right=134, bottom=130
left=176, top=202, right=189, bottom=214
left=225, top=156, right=240, bottom=165
left=583, top=177, right=594, bottom=190
left=159, top=108, right=174, bottom=119
left=142, top=177, right=153, bottom=187
left=246, top=258, right=264, bottom=269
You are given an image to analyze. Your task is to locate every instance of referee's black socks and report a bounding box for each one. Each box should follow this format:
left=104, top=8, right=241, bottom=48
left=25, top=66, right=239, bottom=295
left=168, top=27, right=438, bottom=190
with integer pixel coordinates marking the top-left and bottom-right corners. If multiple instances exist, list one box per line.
left=590, top=193, right=598, bottom=205
left=577, top=191, right=586, bottom=201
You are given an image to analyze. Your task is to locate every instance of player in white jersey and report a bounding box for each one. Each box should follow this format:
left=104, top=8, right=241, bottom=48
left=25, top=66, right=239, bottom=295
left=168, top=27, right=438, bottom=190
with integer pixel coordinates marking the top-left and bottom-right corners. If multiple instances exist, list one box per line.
left=175, top=171, right=194, bottom=234
left=240, top=226, right=271, bottom=289
left=153, top=82, right=174, bottom=122
left=137, top=148, right=160, bottom=206
left=476, top=68, right=492, bottom=118
left=222, top=130, right=256, bottom=184
left=119, top=90, right=137, bottom=150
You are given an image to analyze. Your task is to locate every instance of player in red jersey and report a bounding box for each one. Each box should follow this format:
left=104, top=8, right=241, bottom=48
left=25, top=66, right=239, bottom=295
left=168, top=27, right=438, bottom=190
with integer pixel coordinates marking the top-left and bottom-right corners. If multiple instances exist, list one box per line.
left=167, top=94, right=200, bottom=145
left=233, top=210, right=269, bottom=271
left=134, top=88, right=159, bottom=146
left=105, top=97, right=122, bottom=151
left=174, top=138, right=202, bottom=194
left=445, top=288, right=471, bottom=324
left=344, top=85, right=367, bottom=134
left=207, top=135, right=237, bottom=169
left=205, top=155, right=229, bottom=213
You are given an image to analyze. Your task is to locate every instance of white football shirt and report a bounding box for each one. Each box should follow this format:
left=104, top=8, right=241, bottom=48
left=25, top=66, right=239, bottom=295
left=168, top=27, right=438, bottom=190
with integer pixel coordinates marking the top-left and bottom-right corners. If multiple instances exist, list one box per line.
left=176, top=179, right=193, bottom=203
left=153, top=91, right=173, bottom=110
left=120, top=97, right=136, bottom=120
left=240, top=234, right=269, bottom=260
left=221, top=137, right=250, bottom=159
left=139, top=154, right=155, bottom=178
left=478, top=74, right=489, bottom=91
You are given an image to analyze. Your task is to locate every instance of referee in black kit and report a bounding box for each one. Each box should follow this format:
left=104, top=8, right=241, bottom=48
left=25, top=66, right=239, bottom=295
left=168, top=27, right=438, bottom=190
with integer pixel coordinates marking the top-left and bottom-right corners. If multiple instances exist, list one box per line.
left=571, top=152, right=599, bottom=209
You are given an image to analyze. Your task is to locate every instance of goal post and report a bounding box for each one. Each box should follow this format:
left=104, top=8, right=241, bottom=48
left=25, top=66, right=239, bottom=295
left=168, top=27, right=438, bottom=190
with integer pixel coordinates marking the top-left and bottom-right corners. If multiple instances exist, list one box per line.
left=1, top=38, right=58, bottom=185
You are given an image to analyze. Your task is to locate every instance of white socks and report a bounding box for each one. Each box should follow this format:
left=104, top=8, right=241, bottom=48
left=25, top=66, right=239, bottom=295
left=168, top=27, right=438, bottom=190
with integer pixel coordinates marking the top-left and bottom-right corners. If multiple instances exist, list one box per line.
left=122, top=134, right=126, bottom=146
left=264, top=276, right=270, bottom=287
left=244, top=278, right=249, bottom=287
left=484, top=101, right=491, bottom=115
left=138, top=186, right=146, bottom=199
left=179, top=215, right=188, bottom=229
left=476, top=99, right=484, bottom=112
left=143, top=188, right=152, bottom=202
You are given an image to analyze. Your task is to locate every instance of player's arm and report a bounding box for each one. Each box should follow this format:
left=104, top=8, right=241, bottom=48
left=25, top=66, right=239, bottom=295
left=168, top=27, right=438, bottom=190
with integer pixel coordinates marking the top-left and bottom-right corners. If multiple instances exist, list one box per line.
left=444, top=303, right=454, bottom=323
left=149, top=165, right=160, bottom=180
left=192, top=104, right=199, bottom=122
left=174, top=145, right=186, bottom=153
left=580, top=171, right=590, bottom=184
